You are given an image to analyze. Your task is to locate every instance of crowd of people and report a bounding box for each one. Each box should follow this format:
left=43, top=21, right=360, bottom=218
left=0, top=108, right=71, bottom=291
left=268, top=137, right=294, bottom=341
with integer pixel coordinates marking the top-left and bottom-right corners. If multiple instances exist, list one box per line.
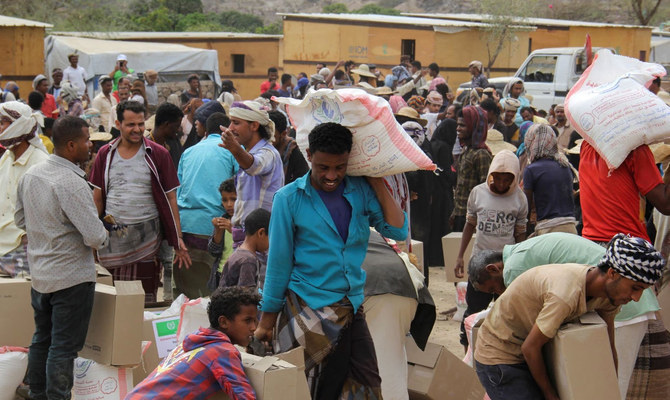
left=1, top=52, right=669, bottom=400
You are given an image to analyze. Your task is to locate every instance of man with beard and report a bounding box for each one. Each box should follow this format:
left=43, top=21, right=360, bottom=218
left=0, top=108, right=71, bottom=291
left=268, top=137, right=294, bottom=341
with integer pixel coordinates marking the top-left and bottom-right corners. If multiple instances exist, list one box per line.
left=474, top=234, right=664, bottom=400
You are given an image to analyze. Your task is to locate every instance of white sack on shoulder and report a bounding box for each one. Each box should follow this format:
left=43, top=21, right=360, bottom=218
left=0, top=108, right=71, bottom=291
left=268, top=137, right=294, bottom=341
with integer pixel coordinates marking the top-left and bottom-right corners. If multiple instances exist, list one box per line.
left=565, top=50, right=670, bottom=169
left=273, top=88, right=436, bottom=177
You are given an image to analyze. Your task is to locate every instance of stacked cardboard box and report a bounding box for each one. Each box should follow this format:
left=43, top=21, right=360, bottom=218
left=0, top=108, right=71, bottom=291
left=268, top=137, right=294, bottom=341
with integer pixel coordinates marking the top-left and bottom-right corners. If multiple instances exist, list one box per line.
left=80, top=281, right=145, bottom=366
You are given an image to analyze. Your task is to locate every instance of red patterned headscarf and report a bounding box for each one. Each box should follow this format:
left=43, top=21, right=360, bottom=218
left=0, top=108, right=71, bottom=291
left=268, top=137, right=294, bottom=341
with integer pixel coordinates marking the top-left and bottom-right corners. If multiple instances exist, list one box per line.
left=461, top=105, right=488, bottom=149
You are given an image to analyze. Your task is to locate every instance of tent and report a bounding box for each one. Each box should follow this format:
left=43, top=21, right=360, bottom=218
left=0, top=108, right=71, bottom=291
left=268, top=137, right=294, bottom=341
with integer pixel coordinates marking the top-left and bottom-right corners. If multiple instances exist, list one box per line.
left=45, top=35, right=221, bottom=97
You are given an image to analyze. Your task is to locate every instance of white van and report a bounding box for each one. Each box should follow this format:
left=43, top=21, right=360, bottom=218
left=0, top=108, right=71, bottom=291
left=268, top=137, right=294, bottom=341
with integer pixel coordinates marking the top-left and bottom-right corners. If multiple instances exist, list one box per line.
left=457, top=47, right=611, bottom=111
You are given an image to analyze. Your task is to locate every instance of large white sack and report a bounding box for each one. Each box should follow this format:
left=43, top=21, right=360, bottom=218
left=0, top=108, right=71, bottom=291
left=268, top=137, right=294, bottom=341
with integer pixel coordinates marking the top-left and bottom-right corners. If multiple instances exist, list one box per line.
left=73, top=358, right=132, bottom=400
left=274, top=88, right=436, bottom=177
left=565, top=50, right=670, bottom=169
left=176, top=297, right=210, bottom=344
left=0, top=347, right=28, bottom=400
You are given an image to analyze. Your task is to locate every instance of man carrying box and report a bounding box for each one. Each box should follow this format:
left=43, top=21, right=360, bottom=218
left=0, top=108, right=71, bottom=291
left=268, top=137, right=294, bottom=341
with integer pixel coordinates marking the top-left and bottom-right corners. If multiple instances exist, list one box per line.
left=255, top=122, right=408, bottom=399
left=468, top=232, right=662, bottom=397
left=474, top=234, right=664, bottom=400
left=128, top=286, right=259, bottom=399
left=15, top=116, right=109, bottom=400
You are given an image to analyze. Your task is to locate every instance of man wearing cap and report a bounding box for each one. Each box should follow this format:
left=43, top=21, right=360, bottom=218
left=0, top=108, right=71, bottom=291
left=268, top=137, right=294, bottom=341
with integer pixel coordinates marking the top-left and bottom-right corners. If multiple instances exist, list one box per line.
left=63, top=53, right=88, bottom=99
left=469, top=60, right=489, bottom=89
left=110, top=54, right=134, bottom=91
left=474, top=233, right=665, bottom=400
left=553, top=104, right=576, bottom=151
left=48, top=68, right=63, bottom=99
left=0, top=102, right=49, bottom=276
left=219, top=101, right=283, bottom=244
left=33, top=74, right=57, bottom=118
left=221, top=79, right=241, bottom=101
left=500, top=98, right=521, bottom=144
left=91, top=76, right=118, bottom=133
left=144, top=70, right=159, bottom=111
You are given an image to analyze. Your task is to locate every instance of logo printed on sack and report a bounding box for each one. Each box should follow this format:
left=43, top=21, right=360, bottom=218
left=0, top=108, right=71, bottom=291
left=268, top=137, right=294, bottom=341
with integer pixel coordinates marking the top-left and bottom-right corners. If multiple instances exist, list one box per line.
left=100, top=377, right=118, bottom=394
left=74, top=359, right=94, bottom=379
left=310, top=97, right=343, bottom=124
left=362, top=135, right=381, bottom=157
left=580, top=113, right=595, bottom=131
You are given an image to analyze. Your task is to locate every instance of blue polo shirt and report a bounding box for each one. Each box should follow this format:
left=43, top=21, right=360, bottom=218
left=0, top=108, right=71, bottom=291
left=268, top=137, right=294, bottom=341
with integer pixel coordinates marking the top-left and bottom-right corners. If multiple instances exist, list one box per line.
left=261, top=173, right=408, bottom=313
left=177, top=134, right=238, bottom=236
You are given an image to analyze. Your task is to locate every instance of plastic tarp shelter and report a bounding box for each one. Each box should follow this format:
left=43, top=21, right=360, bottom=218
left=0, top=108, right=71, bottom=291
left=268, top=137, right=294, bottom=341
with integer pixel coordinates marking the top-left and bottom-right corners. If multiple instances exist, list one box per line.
left=45, top=35, right=221, bottom=97
left=651, top=36, right=670, bottom=66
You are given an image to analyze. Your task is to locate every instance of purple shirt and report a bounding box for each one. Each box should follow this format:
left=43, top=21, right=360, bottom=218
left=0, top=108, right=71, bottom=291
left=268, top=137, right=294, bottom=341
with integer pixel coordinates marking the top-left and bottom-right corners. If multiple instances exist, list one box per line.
left=317, top=182, right=352, bottom=242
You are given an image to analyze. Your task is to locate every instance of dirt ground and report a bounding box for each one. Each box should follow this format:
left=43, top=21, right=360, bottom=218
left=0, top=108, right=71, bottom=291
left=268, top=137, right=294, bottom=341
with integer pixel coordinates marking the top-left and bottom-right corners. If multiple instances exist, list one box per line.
left=424, top=266, right=466, bottom=359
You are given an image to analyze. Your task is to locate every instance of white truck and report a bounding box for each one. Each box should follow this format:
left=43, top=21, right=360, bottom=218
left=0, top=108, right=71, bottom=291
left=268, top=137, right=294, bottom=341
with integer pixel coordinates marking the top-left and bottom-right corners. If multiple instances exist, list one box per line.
left=457, top=47, right=609, bottom=111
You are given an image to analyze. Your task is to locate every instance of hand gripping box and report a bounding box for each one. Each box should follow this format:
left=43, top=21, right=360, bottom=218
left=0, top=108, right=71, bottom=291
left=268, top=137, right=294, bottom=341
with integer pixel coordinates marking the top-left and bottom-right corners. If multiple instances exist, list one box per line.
left=80, top=281, right=145, bottom=366
left=406, top=337, right=485, bottom=400
left=543, top=312, right=621, bottom=400
left=442, top=232, right=475, bottom=282
left=212, top=347, right=310, bottom=400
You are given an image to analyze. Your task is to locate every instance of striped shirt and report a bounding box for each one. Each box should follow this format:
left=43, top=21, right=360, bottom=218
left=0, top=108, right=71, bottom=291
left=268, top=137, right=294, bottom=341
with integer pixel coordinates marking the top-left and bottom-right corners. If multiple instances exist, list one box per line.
left=231, top=139, right=284, bottom=228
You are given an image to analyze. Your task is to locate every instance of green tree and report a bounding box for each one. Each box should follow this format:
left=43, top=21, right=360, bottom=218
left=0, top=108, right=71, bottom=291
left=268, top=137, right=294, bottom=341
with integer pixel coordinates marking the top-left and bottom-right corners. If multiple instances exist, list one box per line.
left=323, top=3, right=349, bottom=13
left=218, top=10, right=264, bottom=32
left=131, top=6, right=175, bottom=31
left=255, top=21, right=283, bottom=35
left=176, top=12, right=221, bottom=31
left=478, top=0, right=536, bottom=75
left=354, top=4, right=401, bottom=15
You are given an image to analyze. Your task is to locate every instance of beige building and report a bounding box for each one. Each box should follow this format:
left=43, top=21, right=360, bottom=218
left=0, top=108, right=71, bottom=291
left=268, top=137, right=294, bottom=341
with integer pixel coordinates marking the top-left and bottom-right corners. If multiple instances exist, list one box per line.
left=0, top=15, right=52, bottom=98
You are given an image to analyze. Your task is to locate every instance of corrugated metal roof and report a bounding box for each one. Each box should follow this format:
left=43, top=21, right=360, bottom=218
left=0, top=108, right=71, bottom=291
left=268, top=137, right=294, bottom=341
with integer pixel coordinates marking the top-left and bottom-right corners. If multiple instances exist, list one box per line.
left=49, top=31, right=282, bottom=40
left=279, top=13, right=491, bottom=28
left=0, top=15, right=52, bottom=28
left=404, top=13, right=650, bottom=30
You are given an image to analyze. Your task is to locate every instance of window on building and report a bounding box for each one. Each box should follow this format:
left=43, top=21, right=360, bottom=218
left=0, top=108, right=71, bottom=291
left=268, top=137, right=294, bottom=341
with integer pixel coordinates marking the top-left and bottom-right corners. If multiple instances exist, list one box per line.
left=232, top=54, right=245, bottom=73
left=401, top=39, right=415, bottom=62
left=639, top=50, right=647, bottom=61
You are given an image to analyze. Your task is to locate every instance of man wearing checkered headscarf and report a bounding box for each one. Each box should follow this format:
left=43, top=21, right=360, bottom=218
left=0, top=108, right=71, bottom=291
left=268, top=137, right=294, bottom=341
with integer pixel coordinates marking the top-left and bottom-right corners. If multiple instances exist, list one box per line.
left=0, top=101, right=50, bottom=276
left=599, top=233, right=664, bottom=286
left=473, top=234, right=663, bottom=400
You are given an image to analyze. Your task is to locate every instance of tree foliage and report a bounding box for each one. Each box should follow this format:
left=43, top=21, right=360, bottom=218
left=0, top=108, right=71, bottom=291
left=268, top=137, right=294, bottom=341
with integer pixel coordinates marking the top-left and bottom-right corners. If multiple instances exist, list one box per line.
left=323, top=3, right=349, bottom=13
left=353, top=4, right=401, bottom=15
left=478, top=0, right=536, bottom=74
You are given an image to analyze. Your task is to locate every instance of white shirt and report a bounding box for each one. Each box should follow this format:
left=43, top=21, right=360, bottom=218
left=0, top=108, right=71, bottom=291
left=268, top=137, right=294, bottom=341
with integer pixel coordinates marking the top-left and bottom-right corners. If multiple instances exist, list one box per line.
left=91, top=92, right=118, bottom=133
left=0, top=145, right=49, bottom=256
left=63, top=65, right=88, bottom=96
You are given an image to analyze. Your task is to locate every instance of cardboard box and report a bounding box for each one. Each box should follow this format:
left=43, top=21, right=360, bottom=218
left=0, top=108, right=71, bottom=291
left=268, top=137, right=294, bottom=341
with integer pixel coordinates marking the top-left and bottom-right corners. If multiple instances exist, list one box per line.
left=81, top=281, right=145, bottom=366
left=0, top=278, right=33, bottom=347
left=411, top=240, right=424, bottom=273
left=406, top=338, right=485, bottom=400
left=543, top=312, right=621, bottom=400
left=442, top=232, right=475, bottom=282
left=95, top=264, right=113, bottom=286
left=212, top=347, right=310, bottom=400
left=133, top=309, right=180, bottom=386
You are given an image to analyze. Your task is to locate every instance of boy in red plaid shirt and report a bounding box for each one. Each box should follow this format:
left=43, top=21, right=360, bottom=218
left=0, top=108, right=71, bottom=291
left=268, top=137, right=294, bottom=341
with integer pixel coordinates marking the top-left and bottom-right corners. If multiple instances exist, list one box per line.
left=128, top=287, right=259, bottom=399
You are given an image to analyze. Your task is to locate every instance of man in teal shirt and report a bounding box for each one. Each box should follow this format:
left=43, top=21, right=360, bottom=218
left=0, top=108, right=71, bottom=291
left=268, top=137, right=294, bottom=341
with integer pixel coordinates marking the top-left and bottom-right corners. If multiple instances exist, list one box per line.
left=468, top=232, right=660, bottom=398
left=255, top=122, right=407, bottom=400
left=176, top=112, right=238, bottom=299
